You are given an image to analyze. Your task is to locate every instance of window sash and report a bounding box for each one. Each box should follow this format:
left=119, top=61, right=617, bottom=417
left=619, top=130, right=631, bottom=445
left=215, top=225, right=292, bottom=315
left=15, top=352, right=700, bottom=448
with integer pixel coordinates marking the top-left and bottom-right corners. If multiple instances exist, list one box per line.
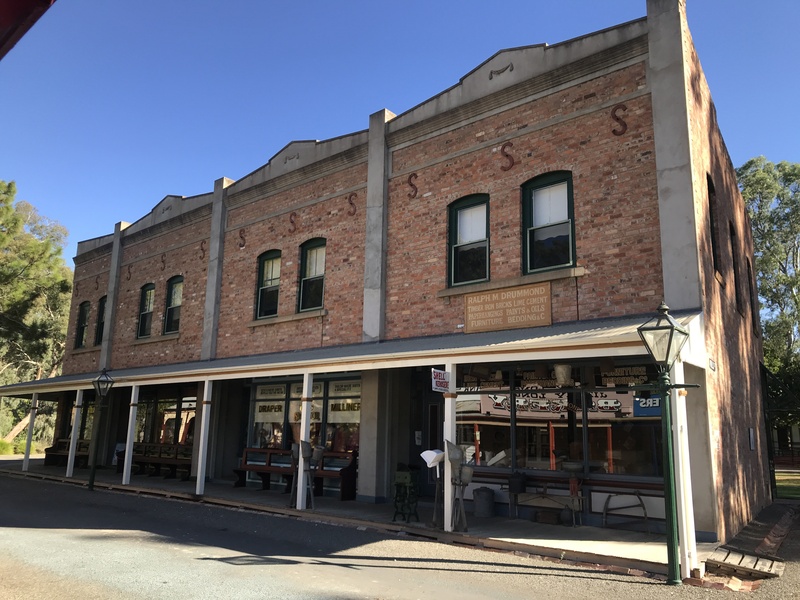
left=457, top=204, right=486, bottom=244
left=164, top=280, right=183, bottom=334
left=257, top=285, right=279, bottom=318
left=532, top=182, right=568, bottom=226
left=304, top=246, right=325, bottom=278
left=527, top=221, right=572, bottom=271
left=75, top=303, right=90, bottom=349
left=94, top=297, right=106, bottom=346
left=452, top=240, right=488, bottom=285
left=299, top=275, right=324, bottom=311
left=138, top=287, right=154, bottom=338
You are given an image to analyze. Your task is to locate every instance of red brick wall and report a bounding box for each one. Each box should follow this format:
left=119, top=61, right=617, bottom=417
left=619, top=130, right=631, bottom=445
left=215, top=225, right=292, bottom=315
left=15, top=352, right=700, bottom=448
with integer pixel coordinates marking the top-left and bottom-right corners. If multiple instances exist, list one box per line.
left=216, top=164, right=367, bottom=358
left=686, top=37, right=767, bottom=540
left=110, top=218, right=210, bottom=369
left=385, top=62, right=663, bottom=338
left=63, top=252, right=111, bottom=375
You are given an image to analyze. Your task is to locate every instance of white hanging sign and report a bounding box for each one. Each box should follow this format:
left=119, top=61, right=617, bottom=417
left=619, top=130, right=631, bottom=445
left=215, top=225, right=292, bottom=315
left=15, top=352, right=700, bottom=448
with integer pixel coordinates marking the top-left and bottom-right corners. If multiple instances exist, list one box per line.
left=431, top=368, right=450, bottom=393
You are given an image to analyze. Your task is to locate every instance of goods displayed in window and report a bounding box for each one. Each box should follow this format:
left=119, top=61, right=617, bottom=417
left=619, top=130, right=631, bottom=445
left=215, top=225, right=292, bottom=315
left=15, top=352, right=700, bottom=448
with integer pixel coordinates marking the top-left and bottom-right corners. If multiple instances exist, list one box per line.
left=455, top=364, right=663, bottom=478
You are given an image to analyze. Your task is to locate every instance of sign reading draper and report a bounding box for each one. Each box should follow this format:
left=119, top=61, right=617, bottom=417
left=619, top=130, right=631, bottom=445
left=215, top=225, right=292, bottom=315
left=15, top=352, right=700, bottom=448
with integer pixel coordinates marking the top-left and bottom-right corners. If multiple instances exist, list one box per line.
left=464, top=282, right=551, bottom=333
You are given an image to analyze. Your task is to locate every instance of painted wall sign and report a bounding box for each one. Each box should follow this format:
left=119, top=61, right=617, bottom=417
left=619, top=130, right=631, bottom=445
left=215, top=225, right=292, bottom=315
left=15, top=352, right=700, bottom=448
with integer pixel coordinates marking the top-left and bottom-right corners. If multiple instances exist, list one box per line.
left=464, top=282, right=551, bottom=333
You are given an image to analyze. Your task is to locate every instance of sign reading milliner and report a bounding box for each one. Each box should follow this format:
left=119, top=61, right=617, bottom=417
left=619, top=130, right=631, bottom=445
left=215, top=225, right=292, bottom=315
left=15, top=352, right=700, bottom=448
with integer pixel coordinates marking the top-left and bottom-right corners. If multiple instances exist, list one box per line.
left=464, top=282, right=551, bottom=333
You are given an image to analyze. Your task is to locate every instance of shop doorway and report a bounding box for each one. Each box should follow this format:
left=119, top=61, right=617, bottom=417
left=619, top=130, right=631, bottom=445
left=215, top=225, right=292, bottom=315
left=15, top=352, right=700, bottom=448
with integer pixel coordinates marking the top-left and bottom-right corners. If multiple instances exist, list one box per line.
left=419, top=390, right=443, bottom=497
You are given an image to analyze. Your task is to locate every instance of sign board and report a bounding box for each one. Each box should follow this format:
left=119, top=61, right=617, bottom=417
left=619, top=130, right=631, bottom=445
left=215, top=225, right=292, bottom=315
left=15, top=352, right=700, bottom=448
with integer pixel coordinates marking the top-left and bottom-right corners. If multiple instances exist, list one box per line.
left=431, top=369, right=450, bottom=393
left=464, top=282, right=551, bottom=333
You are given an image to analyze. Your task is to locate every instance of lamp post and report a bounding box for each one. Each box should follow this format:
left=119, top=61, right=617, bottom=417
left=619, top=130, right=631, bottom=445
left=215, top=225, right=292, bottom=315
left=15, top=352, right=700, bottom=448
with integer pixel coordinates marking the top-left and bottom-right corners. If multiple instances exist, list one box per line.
left=87, top=369, right=115, bottom=491
left=637, top=302, right=689, bottom=585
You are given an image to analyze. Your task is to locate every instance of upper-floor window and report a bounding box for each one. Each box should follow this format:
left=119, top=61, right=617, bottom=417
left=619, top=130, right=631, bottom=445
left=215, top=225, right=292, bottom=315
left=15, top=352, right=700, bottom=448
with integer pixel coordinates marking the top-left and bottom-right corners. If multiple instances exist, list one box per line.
left=138, top=283, right=155, bottom=338
left=448, top=194, right=489, bottom=286
left=94, top=296, right=106, bottom=346
left=707, top=175, right=721, bottom=275
left=729, top=223, right=743, bottom=314
left=299, top=238, right=325, bottom=312
left=747, top=258, right=760, bottom=336
left=256, top=250, right=281, bottom=319
left=523, top=172, right=574, bottom=273
left=163, top=276, right=183, bottom=334
left=74, top=301, right=90, bottom=349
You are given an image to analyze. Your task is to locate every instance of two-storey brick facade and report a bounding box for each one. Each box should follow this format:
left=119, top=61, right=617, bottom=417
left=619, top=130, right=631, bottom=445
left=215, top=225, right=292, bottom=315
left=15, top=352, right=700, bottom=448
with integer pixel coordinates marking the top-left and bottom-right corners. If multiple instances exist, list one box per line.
left=2, top=1, right=769, bottom=566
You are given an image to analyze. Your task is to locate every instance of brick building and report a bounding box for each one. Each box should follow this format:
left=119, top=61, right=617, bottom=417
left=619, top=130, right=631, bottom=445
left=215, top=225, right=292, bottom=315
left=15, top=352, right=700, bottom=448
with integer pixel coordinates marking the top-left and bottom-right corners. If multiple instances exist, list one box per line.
left=1, top=0, right=769, bottom=571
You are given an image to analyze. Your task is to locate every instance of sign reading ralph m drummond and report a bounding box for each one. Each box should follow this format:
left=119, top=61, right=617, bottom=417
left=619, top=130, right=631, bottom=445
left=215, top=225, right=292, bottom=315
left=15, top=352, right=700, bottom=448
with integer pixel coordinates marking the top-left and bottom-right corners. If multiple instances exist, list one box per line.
left=464, top=282, right=551, bottom=333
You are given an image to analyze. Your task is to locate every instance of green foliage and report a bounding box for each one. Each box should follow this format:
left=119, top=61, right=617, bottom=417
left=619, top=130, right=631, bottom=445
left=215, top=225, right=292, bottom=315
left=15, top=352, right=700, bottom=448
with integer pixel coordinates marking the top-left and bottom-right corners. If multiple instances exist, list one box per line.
left=738, top=157, right=800, bottom=423
left=0, top=180, right=72, bottom=446
left=0, top=180, right=72, bottom=386
left=0, top=439, right=12, bottom=455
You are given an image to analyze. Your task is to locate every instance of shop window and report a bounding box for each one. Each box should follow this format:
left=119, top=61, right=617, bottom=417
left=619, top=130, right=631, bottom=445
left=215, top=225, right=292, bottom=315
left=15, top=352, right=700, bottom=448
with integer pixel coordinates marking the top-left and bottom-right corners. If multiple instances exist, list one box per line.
left=454, top=363, right=663, bottom=479
left=74, top=301, right=90, bottom=349
left=522, top=172, right=574, bottom=273
left=137, top=283, right=155, bottom=338
left=163, top=276, right=183, bottom=334
left=94, top=296, right=106, bottom=346
left=134, top=392, right=196, bottom=446
left=448, top=194, right=489, bottom=286
left=249, top=380, right=361, bottom=453
left=299, top=238, right=325, bottom=312
left=256, top=250, right=281, bottom=319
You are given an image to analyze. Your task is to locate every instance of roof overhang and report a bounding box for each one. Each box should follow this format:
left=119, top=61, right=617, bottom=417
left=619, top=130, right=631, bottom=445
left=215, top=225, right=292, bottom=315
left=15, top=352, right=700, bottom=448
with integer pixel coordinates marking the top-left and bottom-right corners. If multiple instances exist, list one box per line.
left=0, top=311, right=703, bottom=398
left=0, top=0, right=56, bottom=61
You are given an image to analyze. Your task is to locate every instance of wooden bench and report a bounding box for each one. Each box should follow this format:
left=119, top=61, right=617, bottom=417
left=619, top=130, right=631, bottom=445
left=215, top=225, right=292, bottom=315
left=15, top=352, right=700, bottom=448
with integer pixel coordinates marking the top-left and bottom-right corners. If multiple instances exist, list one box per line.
left=132, top=442, right=192, bottom=479
left=233, top=447, right=358, bottom=500
left=232, top=448, right=294, bottom=490
left=44, top=439, right=90, bottom=467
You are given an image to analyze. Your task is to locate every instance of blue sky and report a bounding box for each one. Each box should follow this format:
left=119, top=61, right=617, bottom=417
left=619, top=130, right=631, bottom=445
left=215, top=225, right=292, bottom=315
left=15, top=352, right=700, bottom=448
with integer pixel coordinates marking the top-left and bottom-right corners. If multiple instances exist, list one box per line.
left=1, top=1, right=797, bottom=264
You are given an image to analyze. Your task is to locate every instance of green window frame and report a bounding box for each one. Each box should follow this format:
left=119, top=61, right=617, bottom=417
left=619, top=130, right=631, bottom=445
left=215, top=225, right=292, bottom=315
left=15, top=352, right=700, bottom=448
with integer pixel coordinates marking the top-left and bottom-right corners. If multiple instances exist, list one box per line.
left=163, top=276, right=183, bottom=334
left=94, top=296, right=106, bottom=346
left=256, top=250, right=281, bottom=319
left=522, top=171, right=575, bottom=273
left=448, top=194, right=489, bottom=287
left=75, top=301, right=90, bottom=349
left=299, top=238, right=325, bottom=312
left=137, top=283, right=155, bottom=339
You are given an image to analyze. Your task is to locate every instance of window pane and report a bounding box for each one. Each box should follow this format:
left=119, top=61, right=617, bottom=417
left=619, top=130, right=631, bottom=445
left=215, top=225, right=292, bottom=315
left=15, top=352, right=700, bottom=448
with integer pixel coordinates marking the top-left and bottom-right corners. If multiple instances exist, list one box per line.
left=305, top=246, right=325, bottom=278
left=532, top=182, right=568, bottom=226
left=261, top=257, right=281, bottom=287
left=453, top=240, right=487, bottom=284
left=457, top=204, right=486, bottom=244
left=529, top=222, right=571, bottom=270
left=257, top=286, right=279, bottom=318
left=142, top=288, right=154, bottom=312
left=300, top=275, right=324, bottom=311
left=165, top=306, right=180, bottom=333
left=169, top=281, right=183, bottom=308
left=138, top=311, right=152, bottom=337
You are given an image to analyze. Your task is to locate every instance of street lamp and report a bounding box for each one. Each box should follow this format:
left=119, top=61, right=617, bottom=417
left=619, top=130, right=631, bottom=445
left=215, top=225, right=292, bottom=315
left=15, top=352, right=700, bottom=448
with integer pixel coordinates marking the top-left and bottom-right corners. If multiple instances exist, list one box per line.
left=637, top=302, right=689, bottom=585
left=87, top=369, right=115, bottom=491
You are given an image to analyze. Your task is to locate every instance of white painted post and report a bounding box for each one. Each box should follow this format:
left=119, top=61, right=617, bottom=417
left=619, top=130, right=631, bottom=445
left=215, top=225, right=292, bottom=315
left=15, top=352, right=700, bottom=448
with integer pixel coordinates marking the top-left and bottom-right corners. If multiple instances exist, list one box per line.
left=672, top=361, right=698, bottom=578
left=122, top=386, right=139, bottom=485
left=296, top=372, right=314, bottom=510
left=22, top=393, right=39, bottom=472
left=443, top=362, right=456, bottom=533
left=66, top=390, right=84, bottom=477
left=195, top=380, right=213, bottom=496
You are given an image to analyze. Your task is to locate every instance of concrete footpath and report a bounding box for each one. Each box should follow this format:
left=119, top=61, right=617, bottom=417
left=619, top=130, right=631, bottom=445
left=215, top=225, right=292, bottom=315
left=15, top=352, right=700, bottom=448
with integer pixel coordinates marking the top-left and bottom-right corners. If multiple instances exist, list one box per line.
left=1, top=455, right=796, bottom=590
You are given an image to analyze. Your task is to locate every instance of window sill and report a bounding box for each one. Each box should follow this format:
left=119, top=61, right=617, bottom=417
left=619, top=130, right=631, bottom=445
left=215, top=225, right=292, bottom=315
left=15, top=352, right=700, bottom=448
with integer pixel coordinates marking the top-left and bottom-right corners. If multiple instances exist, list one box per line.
left=133, top=332, right=180, bottom=346
left=437, top=266, right=586, bottom=298
left=71, top=346, right=100, bottom=355
left=248, top=308, right=328, bottom=328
